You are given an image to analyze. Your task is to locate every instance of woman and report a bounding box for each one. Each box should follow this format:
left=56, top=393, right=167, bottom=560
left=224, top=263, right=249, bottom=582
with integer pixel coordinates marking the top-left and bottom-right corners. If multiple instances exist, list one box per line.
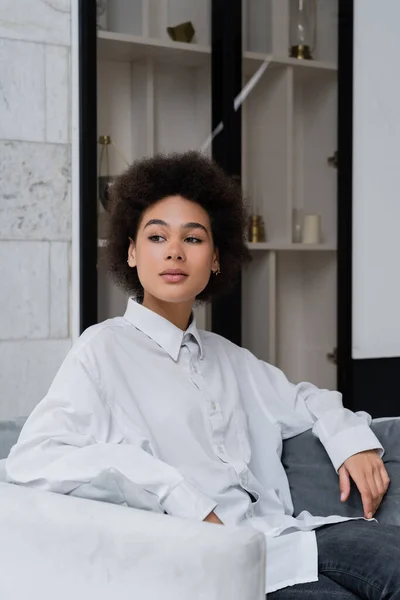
left=6, top=152, right=399, bottom=598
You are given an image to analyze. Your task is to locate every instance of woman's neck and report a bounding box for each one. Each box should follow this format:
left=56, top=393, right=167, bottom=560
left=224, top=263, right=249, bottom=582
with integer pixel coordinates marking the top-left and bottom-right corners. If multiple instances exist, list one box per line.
left=142, top=294, right=194, bottom=331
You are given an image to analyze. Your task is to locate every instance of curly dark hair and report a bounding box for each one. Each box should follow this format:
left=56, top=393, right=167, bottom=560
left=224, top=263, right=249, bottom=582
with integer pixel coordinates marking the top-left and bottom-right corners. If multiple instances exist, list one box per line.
left=104, top=151, right=251, bottom=302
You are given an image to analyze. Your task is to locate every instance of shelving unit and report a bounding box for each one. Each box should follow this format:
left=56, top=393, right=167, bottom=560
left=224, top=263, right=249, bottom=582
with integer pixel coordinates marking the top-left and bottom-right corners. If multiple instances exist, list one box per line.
left=96, top=0, right=338, bottom=390
left=97, top=30, right=336, bottom=75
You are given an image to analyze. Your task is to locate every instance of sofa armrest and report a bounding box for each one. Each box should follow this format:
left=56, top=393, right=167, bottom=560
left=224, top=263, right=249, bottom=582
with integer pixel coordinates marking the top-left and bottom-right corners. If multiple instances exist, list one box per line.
left=0, top=483, right=266, bottom=600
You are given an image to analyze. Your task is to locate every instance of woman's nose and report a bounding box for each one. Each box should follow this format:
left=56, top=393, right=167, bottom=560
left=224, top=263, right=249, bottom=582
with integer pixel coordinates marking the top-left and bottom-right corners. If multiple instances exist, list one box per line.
left=166, top=243, right=185, bottom=261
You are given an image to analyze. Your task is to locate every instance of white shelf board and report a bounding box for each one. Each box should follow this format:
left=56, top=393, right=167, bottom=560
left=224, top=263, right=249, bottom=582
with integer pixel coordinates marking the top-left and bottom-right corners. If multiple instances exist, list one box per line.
left=247, top=242, right=337, bottom=251
left=97, top=30, right=210, bottom=67
left=243, top=51, right=337, bottom=78
left=97, top=239, right=337, bottom=251
left=97, top=31, right=337, bottom=76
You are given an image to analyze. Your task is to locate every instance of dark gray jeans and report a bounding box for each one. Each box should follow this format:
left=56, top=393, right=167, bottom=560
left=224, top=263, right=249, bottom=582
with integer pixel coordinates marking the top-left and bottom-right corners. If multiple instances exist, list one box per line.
left=268, top=521, right=400, bottom=599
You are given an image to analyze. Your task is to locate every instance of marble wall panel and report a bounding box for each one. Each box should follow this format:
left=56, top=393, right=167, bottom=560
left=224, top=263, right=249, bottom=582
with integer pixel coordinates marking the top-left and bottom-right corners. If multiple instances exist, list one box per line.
left=0, top=141, right=71, bottom=240
left=0, top=0, right=71, bottom=46
left=0, top=241, right=49, bottom=340
left=0, top=338, right=72, bottom=419
left=0, top=39, right=45, bottom=142
left=50, top=241, right=70, bottom=338
left=46, top=44, right=70, bottom=144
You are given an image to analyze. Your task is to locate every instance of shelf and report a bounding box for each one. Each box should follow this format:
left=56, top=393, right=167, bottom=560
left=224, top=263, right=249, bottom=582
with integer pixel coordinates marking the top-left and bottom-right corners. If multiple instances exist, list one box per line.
left=247, top=242, right=337, bottom=251
left=243, top=51, right=337, bottom=78
left=97, top=31, right=337, bottom=76
left=97, top=31, right=210, bottom=68
left=98, top=239, right=336, bottom=251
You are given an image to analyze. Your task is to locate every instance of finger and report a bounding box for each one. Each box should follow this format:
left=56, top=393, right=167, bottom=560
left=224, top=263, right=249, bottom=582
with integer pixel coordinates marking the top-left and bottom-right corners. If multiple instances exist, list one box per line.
left=360, top=486, right=374, bottom=519
left=380, top=464, right=391, bottom=491
left=365, top=471, right=381, bottom=517
left=338, top=467, right=351, bottom=502
left=371, top=473, right=385, bottom=515
left=355, top=471, right=376, bottom=519
left=373, top=467, right=387, bottom=498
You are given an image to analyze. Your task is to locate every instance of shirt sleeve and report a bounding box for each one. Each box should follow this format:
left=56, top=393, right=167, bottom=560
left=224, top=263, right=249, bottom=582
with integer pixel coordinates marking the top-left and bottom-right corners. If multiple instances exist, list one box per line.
left=249, top=354, right=383, bottom=471
left=6, top=351, right=217, bottom=522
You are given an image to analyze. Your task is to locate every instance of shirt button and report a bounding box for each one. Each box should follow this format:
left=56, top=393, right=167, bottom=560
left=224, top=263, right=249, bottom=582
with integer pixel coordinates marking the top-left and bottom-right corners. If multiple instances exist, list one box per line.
left=211, top=402, right=216, bottom=410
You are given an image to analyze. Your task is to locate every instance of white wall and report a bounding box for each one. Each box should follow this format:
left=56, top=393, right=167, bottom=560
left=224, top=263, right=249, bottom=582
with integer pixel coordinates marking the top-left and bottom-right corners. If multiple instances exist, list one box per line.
left=352, top=0, right=400, bottom=359
left=0, top=0, right=73, bottom=418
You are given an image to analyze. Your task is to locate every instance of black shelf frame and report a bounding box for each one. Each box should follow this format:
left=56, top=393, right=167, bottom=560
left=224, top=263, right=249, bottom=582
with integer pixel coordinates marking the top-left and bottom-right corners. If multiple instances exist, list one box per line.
left=78, top=0, right=98, bottom=332
left=210, top=0, right=243, bottom=346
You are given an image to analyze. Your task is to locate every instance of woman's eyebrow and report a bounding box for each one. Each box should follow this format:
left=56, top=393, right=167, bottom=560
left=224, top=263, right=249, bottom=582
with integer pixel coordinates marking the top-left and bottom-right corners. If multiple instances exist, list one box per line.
left=181, top=222, right=209, bottom=236
left=144, top=219, right=209, bottom=236
left=143, top=219, right=168, bottom=229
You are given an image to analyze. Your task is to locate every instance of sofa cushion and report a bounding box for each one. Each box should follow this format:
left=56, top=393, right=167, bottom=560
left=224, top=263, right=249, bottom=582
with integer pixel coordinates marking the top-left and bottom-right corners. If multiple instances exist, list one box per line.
left=282, top=418, right=400, bottom=526
left=0, top=417, right=27, bottom=460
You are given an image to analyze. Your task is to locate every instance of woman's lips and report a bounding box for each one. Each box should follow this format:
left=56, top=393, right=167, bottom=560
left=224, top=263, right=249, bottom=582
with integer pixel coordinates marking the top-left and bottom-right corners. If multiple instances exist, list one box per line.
left=160, top=273, right=188, bottom=283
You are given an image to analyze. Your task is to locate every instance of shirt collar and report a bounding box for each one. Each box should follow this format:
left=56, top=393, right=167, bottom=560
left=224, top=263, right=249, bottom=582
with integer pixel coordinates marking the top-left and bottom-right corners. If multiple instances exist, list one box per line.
left=123, top=298, right=204, bottom=362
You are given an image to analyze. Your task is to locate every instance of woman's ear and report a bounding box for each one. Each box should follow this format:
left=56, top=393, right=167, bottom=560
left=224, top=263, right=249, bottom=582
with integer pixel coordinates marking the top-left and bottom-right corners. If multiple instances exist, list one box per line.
left=212, top=248, right=220, bottom=273
left=127, top=237, right=137, bottom=268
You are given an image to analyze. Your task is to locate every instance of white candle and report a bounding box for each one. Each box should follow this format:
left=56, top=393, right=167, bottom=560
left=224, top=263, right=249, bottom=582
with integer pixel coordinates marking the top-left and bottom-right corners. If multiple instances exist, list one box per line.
left=302, top=214, right=321, bottom=244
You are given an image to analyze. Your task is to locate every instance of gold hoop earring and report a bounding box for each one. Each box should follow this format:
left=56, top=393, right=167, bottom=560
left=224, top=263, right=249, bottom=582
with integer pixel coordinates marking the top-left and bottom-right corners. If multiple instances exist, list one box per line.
left=213, top=263, right=221, bottom=276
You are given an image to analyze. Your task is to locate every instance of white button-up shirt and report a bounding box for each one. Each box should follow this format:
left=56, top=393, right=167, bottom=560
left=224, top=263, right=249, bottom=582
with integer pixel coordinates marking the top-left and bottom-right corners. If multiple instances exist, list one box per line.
left=6, top=299, right=383, bottom=593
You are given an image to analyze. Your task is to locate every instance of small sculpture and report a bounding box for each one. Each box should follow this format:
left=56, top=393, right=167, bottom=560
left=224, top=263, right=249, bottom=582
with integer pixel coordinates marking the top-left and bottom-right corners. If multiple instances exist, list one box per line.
left=167, top=21, right=196, bottom=44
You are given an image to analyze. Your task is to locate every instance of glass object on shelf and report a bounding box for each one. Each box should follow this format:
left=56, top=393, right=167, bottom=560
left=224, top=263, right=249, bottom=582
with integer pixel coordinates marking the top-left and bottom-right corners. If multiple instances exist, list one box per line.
left=289, top=0, right=317, bottom=60
left=96, top=0, right=108, bottom=30
left=292, top=208, right=303, bottom=243
left=98, top=135, right=114, bottom=212
left=98, top=135, right=130, bottom=239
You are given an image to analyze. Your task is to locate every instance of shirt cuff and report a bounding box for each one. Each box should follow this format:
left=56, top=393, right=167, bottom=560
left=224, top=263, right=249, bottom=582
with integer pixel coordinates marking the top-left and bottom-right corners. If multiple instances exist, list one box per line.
left=161, top=479, right=217, bottom=521
left=323, top=425, right=384, bottom=472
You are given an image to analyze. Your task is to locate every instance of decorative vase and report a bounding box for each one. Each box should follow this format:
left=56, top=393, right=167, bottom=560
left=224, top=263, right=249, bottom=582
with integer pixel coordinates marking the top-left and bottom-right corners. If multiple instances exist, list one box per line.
left=98, top=135, right=114, bottom=212
left=248, top=215, right=266, bottom=243
left=302, top=214, right=322, bottom=244
left=289, top=0, right=317, bottom=60
left=98, top=135, right=130, bottom=212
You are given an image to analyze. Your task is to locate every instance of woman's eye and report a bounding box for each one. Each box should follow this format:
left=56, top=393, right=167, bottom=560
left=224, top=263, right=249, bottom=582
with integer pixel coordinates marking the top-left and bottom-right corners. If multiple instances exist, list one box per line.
left=148, top=235, right=165, bottom=242
left=185, top=237, right=203, bottom=244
